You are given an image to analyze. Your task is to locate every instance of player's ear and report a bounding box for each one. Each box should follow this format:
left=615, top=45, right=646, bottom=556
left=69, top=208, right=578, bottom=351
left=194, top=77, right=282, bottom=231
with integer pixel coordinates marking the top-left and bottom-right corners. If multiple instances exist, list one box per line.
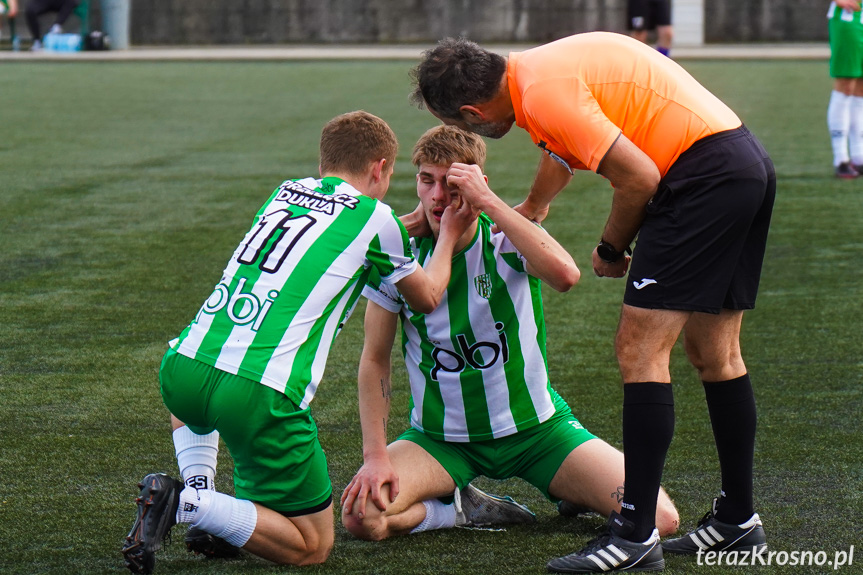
left=318, top=163, right=323, bottom=177
left=371, top=158, right=387, bottom=182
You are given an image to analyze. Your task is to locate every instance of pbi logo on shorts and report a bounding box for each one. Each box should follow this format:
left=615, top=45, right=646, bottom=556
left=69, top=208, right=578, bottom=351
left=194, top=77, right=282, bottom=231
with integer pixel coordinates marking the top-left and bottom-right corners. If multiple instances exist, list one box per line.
left=197, top=277, right=279, bottom=331
left=430, top=322, right=509, bottom=380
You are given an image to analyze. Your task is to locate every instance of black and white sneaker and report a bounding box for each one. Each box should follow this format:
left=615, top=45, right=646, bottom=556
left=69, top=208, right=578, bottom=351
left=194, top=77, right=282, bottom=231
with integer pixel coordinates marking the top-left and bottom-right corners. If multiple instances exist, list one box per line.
left=122, top=473, right=183, bottom=574
left=185, top=526, right=241, bottom=558
left=547, top=512, right=664, bottom=573
left=454, top=484, right=536, bottom=528
left=661, top=498, right=766, bottom=555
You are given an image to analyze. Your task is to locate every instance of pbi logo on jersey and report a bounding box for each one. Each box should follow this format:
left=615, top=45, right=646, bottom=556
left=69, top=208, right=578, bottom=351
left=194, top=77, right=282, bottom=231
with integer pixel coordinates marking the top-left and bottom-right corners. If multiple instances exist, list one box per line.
left=473, top=274, right=493, bottom=299
left=198, top=277, right=279, bottom=331
left=430, top=322, right=509, bottom=380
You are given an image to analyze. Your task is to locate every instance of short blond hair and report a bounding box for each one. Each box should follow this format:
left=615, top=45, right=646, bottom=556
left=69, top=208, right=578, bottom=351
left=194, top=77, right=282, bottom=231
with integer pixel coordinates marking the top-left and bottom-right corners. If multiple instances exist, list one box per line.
left=319, top=111, right=399, bottom=176
left=411, top=124, right=487, bottom=170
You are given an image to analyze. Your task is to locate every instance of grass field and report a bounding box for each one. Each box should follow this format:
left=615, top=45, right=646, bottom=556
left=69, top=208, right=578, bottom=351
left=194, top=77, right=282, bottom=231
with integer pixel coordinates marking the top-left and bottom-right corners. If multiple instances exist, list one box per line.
left=1, top=58, right=861, bottom=575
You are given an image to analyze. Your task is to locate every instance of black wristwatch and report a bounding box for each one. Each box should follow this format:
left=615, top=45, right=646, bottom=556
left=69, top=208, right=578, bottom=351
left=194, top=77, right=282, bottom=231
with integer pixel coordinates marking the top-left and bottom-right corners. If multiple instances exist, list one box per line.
left=596, top=239, right=628, bottom=263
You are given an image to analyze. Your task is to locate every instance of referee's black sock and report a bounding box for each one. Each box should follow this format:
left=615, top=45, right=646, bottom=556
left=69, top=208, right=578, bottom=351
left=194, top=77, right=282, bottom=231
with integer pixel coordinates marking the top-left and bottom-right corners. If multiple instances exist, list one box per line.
left=704, top=373, right=756, bottom=525
left=619, top=382, right=675, bottom=542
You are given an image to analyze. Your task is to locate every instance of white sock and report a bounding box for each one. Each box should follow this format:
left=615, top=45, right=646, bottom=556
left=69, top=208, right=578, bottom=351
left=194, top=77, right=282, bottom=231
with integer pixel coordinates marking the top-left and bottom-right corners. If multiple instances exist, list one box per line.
left=828, top=90, right=852, bottom=166
left=849, top=96, right=863, bottom=165
left=176, top=486, right=258, bottom=548
left=173, top=426, right=219, bottom=491
left=409, top=499, right=457, bottom=533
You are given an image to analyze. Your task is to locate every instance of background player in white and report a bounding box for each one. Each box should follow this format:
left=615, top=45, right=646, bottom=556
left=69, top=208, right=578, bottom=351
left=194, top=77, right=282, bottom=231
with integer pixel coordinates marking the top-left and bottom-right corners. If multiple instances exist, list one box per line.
left=122, top=112, right=475, bottom=574
left=340, top=125, right=679, bottom=541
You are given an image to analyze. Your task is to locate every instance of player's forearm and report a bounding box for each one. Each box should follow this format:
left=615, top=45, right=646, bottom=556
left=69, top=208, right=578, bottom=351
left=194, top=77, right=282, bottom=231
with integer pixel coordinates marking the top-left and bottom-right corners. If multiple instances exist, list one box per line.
left=479, top=193, right=580, bottom=292
left=357, top=358, right=392, bottom=461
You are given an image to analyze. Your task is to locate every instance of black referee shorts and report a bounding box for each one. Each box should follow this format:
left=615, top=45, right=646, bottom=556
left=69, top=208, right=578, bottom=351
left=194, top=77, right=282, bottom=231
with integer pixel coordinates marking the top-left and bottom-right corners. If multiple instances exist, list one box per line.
left=624, top=125, right=776, bottom=314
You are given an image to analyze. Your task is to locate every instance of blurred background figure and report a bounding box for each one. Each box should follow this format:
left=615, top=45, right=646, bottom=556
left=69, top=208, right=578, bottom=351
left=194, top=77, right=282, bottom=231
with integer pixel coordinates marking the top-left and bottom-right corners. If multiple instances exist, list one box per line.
left=0, top=0, right=19, bottom=50
left=24, top=0, right=79, bottom=51
left=827, top=0, right=863, bottom=178
left=628, top=0, right=673, bottom=57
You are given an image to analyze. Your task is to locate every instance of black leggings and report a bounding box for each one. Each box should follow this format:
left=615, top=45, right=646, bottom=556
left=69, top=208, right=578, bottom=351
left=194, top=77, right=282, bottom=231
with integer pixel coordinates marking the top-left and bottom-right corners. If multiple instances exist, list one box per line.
left=25, top=0, right=79, bottom=40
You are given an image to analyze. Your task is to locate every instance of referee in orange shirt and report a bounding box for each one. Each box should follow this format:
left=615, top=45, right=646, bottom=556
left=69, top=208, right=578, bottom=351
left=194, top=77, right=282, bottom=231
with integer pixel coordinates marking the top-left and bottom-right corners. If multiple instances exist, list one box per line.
left=411, top=32, right=774, bottom=573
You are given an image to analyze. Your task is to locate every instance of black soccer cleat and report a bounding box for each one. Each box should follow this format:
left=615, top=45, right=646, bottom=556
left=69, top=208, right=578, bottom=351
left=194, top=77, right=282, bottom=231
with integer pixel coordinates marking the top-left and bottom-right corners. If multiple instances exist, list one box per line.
left=835, top=162, right=859, bottom=179
left=185, top=526, right=241, bottom=559
left=547, top=511, right=664, bottom=573
left=557, top=500, right=597, bottom=518
left=661, top=498, right=766, bottom=555
left=122, top=473, right=183, bottom=574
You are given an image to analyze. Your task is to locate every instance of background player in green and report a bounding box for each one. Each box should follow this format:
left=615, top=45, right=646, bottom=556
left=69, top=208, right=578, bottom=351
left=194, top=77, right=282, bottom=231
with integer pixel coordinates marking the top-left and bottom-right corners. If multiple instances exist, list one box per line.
left=826, top=0, right=863, bottom=178
left=340, top=125, right=679, bottom=541
left=122, top=111, right=475, bottom=574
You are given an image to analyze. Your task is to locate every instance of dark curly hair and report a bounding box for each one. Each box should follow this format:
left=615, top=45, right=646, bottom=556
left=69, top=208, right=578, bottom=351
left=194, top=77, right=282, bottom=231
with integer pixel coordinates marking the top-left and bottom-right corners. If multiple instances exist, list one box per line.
left=410, top=37, right=507, bottom=120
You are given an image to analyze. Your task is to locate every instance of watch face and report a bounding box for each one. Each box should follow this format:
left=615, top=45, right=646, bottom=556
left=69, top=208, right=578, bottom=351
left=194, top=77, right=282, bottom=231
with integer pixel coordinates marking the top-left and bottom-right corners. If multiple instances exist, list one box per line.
left=597, top=242, right=620, bottom=263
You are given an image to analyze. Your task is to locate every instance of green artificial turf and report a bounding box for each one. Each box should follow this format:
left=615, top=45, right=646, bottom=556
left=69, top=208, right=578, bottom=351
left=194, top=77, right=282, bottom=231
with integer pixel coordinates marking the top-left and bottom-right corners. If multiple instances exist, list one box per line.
left=0, top=59, right=860, bottom=574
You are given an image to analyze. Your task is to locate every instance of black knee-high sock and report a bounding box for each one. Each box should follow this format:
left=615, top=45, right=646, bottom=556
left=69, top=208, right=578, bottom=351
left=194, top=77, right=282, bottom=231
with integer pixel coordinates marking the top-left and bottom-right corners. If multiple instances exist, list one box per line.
left=704, top=373, right=756, bottom=525
left=619, top=382, right=675, bottom=542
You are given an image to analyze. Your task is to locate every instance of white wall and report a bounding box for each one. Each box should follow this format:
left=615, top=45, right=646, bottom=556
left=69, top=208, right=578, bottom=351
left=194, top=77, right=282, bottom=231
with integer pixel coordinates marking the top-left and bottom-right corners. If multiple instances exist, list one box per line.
left=673, top=0, right=704, bottom=46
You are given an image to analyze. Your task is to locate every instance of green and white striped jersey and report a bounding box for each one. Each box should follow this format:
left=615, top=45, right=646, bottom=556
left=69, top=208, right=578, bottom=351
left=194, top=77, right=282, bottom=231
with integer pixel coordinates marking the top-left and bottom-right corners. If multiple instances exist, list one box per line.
left=171, top=176, right=417, bottom=409
left=363, top=214, right=558, bottom=442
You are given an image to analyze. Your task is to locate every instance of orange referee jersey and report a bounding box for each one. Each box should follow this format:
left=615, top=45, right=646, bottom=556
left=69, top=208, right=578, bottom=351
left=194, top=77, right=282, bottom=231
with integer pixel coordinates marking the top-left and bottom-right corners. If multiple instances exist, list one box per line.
left=507, top=32, right=742, bottom=176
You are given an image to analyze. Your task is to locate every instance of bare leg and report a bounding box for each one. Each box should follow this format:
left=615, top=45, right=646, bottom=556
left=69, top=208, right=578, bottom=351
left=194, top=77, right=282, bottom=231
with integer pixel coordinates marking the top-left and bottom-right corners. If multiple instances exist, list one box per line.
left=342, top=440, right=456, bottom=540
left=548, top=438, right=679, bottom=536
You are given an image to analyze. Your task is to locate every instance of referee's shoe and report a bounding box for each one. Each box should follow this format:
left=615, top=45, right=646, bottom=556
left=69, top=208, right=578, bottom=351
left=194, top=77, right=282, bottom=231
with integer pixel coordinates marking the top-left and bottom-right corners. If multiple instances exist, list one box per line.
left=547, top=511, right=664, bottom=573
left=661, top=498, right=766, bottom=555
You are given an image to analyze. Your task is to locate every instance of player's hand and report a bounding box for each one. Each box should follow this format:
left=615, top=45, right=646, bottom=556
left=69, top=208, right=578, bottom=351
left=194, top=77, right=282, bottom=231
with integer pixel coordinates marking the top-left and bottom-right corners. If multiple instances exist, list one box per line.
left=440, top=191, right=480, bottom=239
left=400, top=202, right=433, bottom=238
left=340, top=455, right=400, bottom=519
left=445, top=163, right=493, bottom=209
left=513, top=199, right=550, bottom=224
left=592, top=248, right=631, bottom=278
left=837, top=0, right=861, bottom=12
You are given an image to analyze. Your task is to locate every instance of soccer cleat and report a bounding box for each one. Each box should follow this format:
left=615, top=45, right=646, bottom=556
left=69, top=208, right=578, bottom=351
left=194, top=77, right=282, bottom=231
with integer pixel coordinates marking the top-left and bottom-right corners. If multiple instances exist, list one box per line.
left=454, top=484, right=536, bottom=528
left=835, top=162, right=859, bottom=179
left=547, top=512, right=664, bottom=573
left=558, top=500, right=597, bottom=518
left=122, top=473, right=183, bottom=574
left=185, top=526, right=241, bottom=559
left=661, top=498, right=766, bottom=555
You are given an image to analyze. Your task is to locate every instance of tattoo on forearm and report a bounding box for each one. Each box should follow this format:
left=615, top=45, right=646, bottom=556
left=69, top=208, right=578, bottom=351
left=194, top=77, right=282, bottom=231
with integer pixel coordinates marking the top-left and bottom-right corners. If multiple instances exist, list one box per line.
left=380, top=377, right=392, bottom=400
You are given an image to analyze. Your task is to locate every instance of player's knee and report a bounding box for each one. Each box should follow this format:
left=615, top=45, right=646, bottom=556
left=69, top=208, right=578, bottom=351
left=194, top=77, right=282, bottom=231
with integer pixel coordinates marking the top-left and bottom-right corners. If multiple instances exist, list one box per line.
left=289, top=532, right=334, bottom=565
left=656, top=502, right=680, bottom=537
left=342, top=510, right=388, bottom=541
